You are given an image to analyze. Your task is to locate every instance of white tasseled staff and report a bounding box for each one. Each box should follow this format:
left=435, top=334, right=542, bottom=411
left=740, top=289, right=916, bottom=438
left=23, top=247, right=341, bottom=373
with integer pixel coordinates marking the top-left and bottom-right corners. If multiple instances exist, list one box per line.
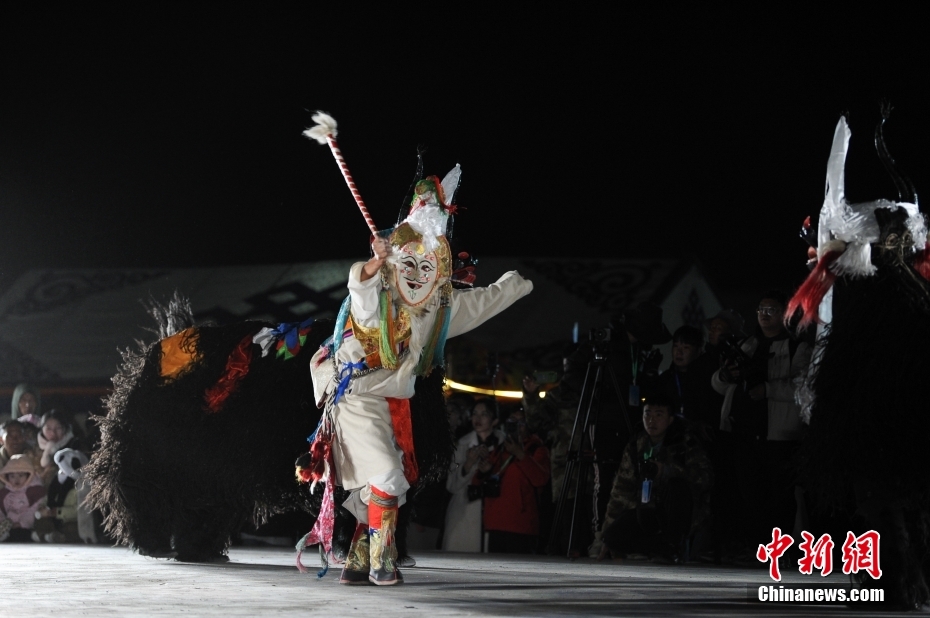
left=303, top=112, right=378, bottom=234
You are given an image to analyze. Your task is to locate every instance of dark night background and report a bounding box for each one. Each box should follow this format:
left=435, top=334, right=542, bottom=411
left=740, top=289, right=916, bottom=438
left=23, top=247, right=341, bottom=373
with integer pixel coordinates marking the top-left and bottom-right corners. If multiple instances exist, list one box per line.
left=2, top=5, right=929, bottom=302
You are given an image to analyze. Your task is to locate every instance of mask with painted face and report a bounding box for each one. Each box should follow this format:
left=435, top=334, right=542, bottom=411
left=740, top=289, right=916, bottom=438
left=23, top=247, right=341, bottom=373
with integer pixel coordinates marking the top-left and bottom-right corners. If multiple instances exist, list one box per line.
left=394, top=241, right=440, bottom=305
left=387, top=224, right=452, bottom=307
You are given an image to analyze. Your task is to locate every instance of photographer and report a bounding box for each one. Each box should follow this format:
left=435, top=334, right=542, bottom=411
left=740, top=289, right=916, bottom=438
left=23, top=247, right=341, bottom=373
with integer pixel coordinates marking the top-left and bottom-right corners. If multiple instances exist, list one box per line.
left=657, top=325, right=720, bottom=430
left=481, top=409, right=550, bottom=554
left=442, top=399, right=504, bottom=552
left=711, top=290, right=811, bottom=553
left=595, top=395, right=713, bottom=562
left=587, top=303, right=672, bottom=544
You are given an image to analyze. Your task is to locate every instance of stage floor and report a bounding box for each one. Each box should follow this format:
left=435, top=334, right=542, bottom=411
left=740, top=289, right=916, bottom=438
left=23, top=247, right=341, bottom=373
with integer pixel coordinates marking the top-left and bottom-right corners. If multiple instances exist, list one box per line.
left=2, top=545, right=897, bottom=616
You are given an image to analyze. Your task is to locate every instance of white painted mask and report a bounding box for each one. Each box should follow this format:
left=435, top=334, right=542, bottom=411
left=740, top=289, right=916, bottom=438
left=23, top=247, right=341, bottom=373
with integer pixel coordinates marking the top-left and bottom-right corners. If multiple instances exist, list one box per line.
left=393, top=240, right=439, bottom=306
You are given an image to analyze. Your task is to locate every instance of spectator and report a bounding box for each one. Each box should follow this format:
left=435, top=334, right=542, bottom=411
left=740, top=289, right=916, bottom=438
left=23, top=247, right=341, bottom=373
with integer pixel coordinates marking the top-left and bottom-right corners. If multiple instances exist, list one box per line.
left=711, top=290, right=811, bottom=551
left=704, top=309, right=745, bottom=359
left=586, top=302, right=672, bottom=546
left=446, top=392, right=475, bottom=440
left=693, top=309, right=745, bottom=432
left=595, top=395, right=713, bottom=562
left=8, top=383, right=41, bottom=424
left=481, top=409, right=550, bottom=554
left=17, top=415, right=41, bottom=448
left=0, top=454, right=46, bottom=542
left=443, top=399, right=504, bottom=552
left=0, top=420, right=40, bottom=470
left=37, top=410, right=85, bottom=486
left=657, top=325, right=719, bottom=428
left=610, top=301, right=673, bottom=418
left=696, top=309, right=745, bottom=559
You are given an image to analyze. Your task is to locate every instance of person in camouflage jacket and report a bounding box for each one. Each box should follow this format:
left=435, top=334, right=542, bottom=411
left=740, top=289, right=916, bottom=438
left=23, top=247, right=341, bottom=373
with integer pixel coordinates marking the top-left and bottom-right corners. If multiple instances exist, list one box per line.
left=594, top=394, right=713, bottom=560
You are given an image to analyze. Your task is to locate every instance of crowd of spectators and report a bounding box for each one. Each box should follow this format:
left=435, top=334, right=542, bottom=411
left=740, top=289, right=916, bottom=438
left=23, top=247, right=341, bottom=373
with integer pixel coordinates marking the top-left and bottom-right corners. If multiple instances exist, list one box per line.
left=0, top=384, right=97, bottom=544
left=412, top=290, right=813, bottom=566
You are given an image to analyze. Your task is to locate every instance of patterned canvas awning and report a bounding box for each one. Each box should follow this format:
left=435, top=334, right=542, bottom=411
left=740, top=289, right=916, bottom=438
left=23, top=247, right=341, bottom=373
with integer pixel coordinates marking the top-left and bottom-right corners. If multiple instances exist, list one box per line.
left=0, top=258, right=720, bottom=383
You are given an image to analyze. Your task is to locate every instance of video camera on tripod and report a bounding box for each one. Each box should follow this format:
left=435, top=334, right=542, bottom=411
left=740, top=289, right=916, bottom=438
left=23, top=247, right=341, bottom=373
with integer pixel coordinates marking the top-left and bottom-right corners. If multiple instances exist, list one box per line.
left=588, top=326, right=612, bottom=358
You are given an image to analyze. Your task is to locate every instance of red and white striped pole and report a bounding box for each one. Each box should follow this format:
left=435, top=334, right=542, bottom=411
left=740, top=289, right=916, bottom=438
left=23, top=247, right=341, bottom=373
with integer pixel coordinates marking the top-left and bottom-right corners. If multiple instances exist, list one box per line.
left=324, top=134, right=377, bottom=234
left=304, top=112, right=378, bottom=234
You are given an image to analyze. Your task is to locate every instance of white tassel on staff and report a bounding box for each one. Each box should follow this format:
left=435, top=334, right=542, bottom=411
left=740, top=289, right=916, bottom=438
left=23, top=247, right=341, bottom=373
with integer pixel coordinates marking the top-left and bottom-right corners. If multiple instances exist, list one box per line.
left=304, top=112, right=378, bottom=234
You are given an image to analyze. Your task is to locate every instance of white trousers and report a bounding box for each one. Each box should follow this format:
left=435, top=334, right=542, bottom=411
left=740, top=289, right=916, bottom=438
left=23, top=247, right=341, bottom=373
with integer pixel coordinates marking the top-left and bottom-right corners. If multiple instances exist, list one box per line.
left=332, top=393, right=410, bottom=523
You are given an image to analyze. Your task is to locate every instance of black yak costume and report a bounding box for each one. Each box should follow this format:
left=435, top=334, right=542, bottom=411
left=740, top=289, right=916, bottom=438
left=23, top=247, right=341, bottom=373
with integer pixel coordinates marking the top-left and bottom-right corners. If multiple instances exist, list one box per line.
left=790, top=109, right=930, bottom=610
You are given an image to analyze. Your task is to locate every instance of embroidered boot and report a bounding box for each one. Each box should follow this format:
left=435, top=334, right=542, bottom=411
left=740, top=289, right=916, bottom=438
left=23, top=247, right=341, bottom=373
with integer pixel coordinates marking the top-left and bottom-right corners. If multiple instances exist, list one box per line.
left=368, top=486, right=402, bottom=585
left=338, top=523, right=371, bottom=585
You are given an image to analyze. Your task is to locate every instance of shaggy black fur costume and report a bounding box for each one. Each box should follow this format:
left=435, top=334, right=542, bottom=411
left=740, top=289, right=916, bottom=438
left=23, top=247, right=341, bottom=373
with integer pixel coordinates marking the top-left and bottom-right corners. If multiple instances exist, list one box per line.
left=86, top=298, right=454, bottom=563
left=802, top=216, right=930, bottom=610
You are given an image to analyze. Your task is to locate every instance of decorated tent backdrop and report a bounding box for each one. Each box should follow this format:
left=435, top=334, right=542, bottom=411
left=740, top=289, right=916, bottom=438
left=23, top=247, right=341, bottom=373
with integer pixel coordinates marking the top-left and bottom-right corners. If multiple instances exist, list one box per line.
left=0, top=258, right=721, bottom=396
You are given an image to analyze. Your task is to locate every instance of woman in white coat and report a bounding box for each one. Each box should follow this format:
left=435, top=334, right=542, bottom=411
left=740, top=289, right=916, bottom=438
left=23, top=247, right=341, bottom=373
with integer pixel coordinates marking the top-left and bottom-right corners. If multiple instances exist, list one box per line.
left=443, top=400, right=505, bottom=552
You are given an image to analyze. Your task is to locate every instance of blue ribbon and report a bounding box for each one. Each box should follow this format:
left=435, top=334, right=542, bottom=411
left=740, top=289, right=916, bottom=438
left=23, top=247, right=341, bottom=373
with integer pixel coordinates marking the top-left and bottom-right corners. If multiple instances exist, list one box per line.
left=332, top=296, right=352, bottom=355
left=307, top=416, right=324, bottom=444
left=271, top=316, right=315, bottom=352
left=333, top=360, right=366, bottom=406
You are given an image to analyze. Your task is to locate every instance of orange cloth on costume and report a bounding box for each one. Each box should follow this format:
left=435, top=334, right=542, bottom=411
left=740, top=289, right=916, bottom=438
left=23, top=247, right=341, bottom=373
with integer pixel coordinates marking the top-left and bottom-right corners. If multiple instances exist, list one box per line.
left=159, top=328, right=201, bottom=379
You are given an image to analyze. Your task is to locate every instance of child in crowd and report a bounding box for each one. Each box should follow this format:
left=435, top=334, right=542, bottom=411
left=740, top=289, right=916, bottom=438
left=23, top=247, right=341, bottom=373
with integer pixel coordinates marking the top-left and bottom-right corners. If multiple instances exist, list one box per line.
left=0, top=454, right=47, bottom=542
left=18, top=414, right=41, bottom=449
left=38, top=410, right=82, bottom=485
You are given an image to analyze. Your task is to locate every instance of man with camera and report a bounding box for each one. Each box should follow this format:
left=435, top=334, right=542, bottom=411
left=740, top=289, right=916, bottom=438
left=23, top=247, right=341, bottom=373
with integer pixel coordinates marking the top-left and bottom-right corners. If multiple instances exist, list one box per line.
left=595, top=394, right=712, bottom=562
left=711, top=290, right=811, bottom=555
left=479, top=409, right=550, bottom=554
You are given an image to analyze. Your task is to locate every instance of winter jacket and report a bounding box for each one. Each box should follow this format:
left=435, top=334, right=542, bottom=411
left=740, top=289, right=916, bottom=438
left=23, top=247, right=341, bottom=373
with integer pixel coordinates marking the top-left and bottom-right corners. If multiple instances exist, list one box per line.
left=657, top=356, right=721, bottom=430
left=481, top=434, right=550, bottom=535
left=0, top=480, right=46, bottom=529
left=601, top=426, right=713, bottom=535
left=443, top=429, right=506, bottom=552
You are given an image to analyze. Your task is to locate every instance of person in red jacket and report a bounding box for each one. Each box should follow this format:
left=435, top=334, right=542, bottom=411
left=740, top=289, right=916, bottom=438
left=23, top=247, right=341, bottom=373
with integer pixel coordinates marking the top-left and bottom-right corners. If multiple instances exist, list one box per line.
left=479, top=409, right=550, bottom=553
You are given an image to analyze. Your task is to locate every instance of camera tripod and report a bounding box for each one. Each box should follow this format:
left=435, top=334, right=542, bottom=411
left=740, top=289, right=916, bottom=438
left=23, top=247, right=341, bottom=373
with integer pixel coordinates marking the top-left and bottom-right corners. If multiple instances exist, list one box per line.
left=547, top=346, right=635, bottom=558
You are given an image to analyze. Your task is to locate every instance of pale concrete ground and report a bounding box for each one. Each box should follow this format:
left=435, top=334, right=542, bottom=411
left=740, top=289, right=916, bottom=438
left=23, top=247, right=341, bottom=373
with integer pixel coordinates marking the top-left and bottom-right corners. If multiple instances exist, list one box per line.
left=1, top=544, right=901, bottom=617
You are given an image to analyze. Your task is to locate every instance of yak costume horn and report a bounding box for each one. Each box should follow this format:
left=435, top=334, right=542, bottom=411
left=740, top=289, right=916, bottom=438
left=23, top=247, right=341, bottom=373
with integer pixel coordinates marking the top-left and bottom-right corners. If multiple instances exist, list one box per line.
left=875, top=102, right=919, bottom=206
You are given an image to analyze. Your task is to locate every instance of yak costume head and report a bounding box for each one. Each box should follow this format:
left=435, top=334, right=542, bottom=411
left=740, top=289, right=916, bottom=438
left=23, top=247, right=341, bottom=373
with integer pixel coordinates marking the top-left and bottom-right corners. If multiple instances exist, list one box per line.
left=788, top=107, right=930, bottom=329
